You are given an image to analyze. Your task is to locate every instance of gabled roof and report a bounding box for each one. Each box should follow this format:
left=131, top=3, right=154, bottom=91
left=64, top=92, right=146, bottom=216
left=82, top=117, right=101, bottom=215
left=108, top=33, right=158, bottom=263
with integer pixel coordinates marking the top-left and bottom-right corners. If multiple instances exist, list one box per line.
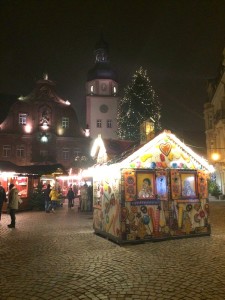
left=103, top=139, right=137, bottom=156
left=0, top=94, right=18, bottom=123
left=104, top=130, right=213, bottom=172
left=91, top=136, right=137, bottom=163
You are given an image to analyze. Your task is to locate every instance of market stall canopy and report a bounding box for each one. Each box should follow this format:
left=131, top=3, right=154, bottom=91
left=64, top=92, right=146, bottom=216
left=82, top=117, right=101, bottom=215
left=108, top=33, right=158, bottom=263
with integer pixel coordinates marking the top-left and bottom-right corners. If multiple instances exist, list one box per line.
left=0, top=161, right=20, bottom=173
left=19, top=163, right=68, bottom=176
left=0, top=162, right=67, bottom=176
left=105, top=130, right=214, bottom=173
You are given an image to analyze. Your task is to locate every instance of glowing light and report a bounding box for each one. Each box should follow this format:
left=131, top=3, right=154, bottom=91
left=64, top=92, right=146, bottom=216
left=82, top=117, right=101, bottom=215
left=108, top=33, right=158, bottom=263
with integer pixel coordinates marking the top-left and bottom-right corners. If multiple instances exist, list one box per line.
left=41, top=121, right=49, bottom=130
left=85, top=128, right=90, bottom=137
left=24, top=124, right=32, bottom=133
left=91, top=134, right=106, bottom=157
left=18, top=95, right=25, bottom=101
left=43, top=73, right=48, bottom=80
left=65, top=100, right=70, bottom=105
left=58, top=128, right=63, bottom=135
left=211, top=152, right=220, bottom=161
left=41, top=134, right=48, bottom=143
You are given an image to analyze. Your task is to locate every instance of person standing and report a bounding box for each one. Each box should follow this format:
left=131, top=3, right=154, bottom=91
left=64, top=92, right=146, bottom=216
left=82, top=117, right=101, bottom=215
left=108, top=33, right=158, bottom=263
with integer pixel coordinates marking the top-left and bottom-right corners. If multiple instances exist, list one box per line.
left=7, top=183, right=19, bottom=228
left=0, top=182, right=7, bottom=221
left=49, top=186, right=59, bottom=212
left=67, top=186, right=75, bottom=208
left=43, top=184, right=51, bottom=213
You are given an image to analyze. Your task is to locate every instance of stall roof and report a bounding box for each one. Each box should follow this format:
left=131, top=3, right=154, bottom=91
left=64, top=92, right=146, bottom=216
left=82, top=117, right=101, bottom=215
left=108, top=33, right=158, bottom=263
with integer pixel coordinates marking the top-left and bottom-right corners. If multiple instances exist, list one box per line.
left=0, top=161, right=67, bottom=176
left=104, top=130, right=213, bottom=172
left=19, top=164, right=68, bottom=176
left=0, top=161, right=20, bottom=172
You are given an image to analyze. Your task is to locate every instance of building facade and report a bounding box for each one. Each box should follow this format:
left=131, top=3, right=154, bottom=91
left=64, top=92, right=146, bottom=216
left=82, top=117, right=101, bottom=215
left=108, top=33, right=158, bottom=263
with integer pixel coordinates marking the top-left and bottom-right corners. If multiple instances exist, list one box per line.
left=0, top=76, right=89, bottom=170
left=204, top=47, right=225, bottom=194
left=86, top=36, right=119, bottom=139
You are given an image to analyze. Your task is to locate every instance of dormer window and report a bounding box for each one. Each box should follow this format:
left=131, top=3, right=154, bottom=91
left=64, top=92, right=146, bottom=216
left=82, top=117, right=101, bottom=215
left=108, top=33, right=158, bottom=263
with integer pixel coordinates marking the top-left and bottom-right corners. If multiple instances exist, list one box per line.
left=19, top=113, right=27, bottom=125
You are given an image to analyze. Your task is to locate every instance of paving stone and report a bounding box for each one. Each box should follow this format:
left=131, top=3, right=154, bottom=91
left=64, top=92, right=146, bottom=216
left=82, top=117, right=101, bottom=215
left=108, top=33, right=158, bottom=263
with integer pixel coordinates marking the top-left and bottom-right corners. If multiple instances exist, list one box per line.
left=1, top=201, right=225, bottom=299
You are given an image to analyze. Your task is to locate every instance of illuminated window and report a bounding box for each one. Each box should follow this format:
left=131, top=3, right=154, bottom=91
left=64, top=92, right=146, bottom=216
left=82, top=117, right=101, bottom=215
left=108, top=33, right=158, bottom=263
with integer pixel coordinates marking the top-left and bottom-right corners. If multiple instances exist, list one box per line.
left=107, top=120, right=112, bottom=128
left=3, top=145, right=11, bottom=157
left=97, top=119, right=102, bottom=128
left=62, top=148, right=69, bottom=160
left=113, top=86, right=117, bottom=94
left=91, top=85, right=94, bottom=93
left=19, top=113, right=27, bottom=125
left=16, top=145, right=25, bottom=158
left=62, top=117, right=69, bottom=128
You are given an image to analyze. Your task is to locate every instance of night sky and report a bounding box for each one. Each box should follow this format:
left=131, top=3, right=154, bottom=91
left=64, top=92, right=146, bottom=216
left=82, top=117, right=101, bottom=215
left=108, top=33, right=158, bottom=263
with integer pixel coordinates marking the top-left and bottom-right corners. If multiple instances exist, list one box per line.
left=1, top=0, right=225, bottom=151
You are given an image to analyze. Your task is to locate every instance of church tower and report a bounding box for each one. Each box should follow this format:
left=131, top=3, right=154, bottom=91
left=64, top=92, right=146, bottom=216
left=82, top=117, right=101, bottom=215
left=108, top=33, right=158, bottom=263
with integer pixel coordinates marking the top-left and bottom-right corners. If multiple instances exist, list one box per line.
left=86, top=36, right=119, bottom=139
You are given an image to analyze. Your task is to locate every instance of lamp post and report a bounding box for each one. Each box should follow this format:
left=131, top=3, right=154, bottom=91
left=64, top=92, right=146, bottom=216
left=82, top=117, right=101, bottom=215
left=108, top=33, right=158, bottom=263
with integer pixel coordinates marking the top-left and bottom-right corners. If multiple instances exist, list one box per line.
left=211, top=151, right=223, bottom=195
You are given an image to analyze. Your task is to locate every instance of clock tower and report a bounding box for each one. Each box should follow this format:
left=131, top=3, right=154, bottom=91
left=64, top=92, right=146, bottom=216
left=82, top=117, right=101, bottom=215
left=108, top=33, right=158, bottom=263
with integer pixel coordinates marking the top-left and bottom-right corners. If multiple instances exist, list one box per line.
left=86, top=36, right=119, bottom=140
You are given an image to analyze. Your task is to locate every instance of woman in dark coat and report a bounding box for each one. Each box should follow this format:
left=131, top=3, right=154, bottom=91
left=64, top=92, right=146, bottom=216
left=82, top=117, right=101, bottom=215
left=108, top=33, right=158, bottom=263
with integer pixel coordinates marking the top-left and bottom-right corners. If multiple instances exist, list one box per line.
left=8, top=183, right=19, bottom=228
left=67, top=187, right=75, bottom=208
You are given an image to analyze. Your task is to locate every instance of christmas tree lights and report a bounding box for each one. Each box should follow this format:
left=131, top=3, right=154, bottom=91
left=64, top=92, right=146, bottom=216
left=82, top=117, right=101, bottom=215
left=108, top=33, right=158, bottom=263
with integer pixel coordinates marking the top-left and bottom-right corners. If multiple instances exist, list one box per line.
left=117, top=67, right=161, bottom=141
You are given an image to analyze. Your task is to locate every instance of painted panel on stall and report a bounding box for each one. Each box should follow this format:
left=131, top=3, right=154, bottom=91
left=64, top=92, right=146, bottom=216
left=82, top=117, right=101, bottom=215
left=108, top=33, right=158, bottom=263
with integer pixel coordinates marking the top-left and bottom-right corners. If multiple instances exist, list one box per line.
left=197, top=170, right=209, bottom=199
left=93, top=175, right=121, bottom=238
left=123, top=169, right=136, bottom=201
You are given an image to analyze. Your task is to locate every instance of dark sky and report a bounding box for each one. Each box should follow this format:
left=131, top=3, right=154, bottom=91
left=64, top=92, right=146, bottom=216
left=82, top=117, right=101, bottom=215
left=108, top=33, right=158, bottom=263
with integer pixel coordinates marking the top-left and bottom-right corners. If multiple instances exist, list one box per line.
left=1, top=0, right=225, bottom=150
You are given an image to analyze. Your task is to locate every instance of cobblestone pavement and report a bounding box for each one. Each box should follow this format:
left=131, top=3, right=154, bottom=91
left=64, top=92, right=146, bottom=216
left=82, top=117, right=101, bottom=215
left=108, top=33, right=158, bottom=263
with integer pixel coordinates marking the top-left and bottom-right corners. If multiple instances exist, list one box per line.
left=1, top=201, right=225, bottom=300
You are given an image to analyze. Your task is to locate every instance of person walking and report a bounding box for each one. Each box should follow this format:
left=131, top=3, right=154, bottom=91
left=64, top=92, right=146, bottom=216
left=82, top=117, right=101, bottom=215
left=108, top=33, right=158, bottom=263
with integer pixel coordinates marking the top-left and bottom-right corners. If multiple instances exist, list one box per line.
left=49, top=186, right=59, bottom=212
left=43, top=184, right=51, bottom=213
left=7, top=183, right=19, bottom=228
left=67, top=186, right=75, bottom=208
left=0, top=182, right=7, bottom=221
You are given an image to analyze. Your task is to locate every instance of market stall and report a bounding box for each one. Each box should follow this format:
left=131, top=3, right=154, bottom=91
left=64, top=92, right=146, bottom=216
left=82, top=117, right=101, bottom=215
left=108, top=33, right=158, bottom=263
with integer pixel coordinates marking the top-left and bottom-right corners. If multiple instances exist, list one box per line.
left=92, top=130, right=213, bottom=244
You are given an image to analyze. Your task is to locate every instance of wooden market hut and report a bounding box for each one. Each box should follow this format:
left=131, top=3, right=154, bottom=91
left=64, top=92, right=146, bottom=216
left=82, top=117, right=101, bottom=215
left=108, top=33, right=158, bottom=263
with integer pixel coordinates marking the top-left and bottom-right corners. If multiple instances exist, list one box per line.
left=91, top=130, right=213, bottom=244
left=1, top=162, right=67, bottom=212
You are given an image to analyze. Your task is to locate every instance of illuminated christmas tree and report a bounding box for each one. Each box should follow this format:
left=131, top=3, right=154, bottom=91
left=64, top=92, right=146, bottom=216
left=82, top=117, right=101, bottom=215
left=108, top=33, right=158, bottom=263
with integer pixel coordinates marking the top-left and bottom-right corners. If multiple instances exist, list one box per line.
left=117, top=67, right=161, bottom=141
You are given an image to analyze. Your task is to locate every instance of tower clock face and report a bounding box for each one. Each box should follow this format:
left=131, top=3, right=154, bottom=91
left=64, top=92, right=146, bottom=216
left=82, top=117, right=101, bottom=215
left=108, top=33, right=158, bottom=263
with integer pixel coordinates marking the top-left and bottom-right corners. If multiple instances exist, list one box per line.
left=99, top=104, right=108, bottom=113
left=101, top=83, right=107, bottom=91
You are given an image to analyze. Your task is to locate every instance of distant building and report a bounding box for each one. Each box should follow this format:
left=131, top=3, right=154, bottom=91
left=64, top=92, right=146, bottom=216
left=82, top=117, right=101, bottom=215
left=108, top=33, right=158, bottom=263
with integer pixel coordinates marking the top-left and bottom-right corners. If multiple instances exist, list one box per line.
left=86, top=36, right=119, bottom=139
left=204, top=46, right=225, bottom=194
left=0, top=76, right=90, bottom=170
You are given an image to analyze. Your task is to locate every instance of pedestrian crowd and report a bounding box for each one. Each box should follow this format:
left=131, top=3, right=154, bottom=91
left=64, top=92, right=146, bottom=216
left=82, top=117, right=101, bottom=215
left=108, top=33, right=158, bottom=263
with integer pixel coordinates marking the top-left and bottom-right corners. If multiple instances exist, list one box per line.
left=0, top=182, right=94, bottom=229
left=42, top=183, right=93, bottom=213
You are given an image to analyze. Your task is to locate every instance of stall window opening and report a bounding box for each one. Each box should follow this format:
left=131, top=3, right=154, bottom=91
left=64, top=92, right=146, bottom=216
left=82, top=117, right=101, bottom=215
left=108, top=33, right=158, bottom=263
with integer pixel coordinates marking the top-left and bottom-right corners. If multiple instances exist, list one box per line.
left=181, top=172, right=197, bottom=198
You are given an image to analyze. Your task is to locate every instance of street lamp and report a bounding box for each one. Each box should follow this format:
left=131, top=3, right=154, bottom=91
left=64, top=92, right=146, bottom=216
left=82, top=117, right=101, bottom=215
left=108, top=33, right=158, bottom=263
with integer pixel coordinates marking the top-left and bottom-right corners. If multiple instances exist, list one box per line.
left=211, top=152, right=220, bottom=162
left=211, top=151, right=223, bottom=195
